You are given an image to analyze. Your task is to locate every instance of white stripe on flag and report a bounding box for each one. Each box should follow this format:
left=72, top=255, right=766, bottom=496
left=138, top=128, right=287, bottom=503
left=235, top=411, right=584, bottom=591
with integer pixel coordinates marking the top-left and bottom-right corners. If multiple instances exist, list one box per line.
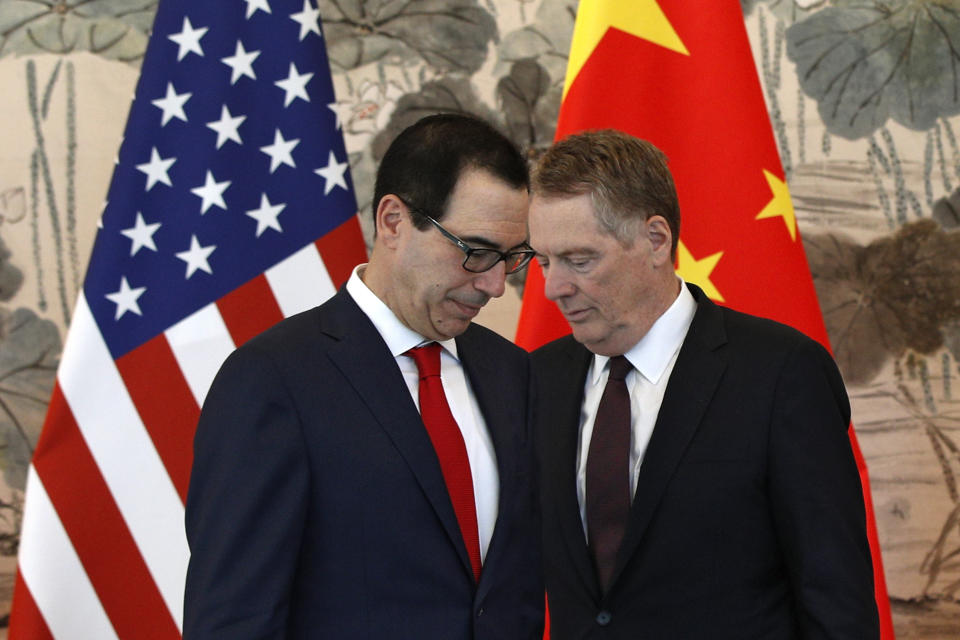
left=18, top=465, right=119, bottom=640
left=165, top=303, right=236, bottom=407
left=58, top=295, right=188, bottom=630
left=265, top=241, right=335, bottom=317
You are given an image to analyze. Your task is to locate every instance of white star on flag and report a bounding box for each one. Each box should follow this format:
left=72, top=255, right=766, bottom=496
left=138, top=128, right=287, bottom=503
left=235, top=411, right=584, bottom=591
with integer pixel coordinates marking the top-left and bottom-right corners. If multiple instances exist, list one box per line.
left=207, top=105, right=246, bottom=148
left=275, top=62, right=313, bottom=107
left=135, top=147, right=176, bottom=191
left=314, top=150, right=349, bottom=195
left=168, top=16, right=208, bottom=61
left=327, top=102, right=346, bottom=129
left=120, top=212, right=161, bottom=256
left=105, top=276, right=147, bottom=320
left=190, top=170, right=231, bottom=214
left=151, top=82, right=191, bottom=126
left=290, top=0, right=322, bottom=41
left=260, top=129, right=300, bottom=173
left=244, top=0, right=271, bottom=18
left=246, top=193, right=286, bottom=236
left=176, top=235, right=216, bottom=278
left=221, top=41, right=260, bottom=84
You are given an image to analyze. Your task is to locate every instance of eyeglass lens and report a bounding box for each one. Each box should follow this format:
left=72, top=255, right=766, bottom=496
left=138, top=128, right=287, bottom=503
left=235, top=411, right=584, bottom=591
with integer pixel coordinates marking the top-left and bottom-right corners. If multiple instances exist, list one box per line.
left=463, top=249, right=532, bottom=274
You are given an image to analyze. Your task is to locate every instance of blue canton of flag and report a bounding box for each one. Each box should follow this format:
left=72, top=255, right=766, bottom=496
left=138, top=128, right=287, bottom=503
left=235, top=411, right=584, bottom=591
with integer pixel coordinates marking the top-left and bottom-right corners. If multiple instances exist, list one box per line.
left=88, top=0, right=356, bottom=358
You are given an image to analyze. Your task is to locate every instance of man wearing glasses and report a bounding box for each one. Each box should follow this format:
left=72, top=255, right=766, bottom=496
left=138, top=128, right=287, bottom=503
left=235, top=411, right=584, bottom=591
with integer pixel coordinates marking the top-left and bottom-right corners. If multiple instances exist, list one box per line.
left=184, top=114, right=543, bottom=639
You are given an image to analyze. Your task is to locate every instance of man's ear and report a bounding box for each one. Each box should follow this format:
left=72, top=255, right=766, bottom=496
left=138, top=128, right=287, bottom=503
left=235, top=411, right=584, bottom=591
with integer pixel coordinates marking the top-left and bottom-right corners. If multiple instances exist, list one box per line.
left=646, top=215, right=673, bottom=267
left=374, top=195, right=408, bottom=248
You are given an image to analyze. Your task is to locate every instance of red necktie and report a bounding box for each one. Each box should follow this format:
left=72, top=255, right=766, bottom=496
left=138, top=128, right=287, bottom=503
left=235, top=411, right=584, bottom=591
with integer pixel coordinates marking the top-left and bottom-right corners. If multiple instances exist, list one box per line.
left=586, top=355, right=633, bottom=593
left=407, top=343, right=482, bottom=582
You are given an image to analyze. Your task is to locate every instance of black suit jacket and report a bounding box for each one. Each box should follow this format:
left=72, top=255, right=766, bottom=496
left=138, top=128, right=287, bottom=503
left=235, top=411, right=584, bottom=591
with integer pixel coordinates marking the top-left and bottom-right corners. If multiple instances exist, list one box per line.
left=533, top=283, right=878, bottom=639
left=184, top=288, right=543, bottom=639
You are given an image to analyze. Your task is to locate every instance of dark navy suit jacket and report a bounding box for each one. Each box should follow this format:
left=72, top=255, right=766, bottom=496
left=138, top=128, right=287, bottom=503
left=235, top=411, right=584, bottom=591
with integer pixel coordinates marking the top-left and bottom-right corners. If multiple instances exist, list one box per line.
left=184, top=288, right=543, bottom=639
left=533, top=283, right=878, bottom=639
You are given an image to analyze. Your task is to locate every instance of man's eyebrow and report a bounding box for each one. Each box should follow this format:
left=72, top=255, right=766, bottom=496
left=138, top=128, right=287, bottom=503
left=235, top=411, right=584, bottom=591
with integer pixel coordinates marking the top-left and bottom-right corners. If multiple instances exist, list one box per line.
left=551, top=247, right=600, bottom=258
left=460, top=234, right=530, bottom=251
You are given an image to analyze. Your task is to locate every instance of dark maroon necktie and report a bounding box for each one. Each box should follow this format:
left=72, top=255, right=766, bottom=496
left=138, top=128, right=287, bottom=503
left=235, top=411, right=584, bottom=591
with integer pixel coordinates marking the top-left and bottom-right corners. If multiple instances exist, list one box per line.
left=586, top=355, right=633, bottom=592
left=407, top=343, right=482, bottom=582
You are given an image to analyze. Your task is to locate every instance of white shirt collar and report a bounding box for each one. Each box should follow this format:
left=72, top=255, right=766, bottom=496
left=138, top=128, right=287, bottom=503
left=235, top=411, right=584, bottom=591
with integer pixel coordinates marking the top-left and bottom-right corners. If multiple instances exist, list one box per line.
left=591, top=279, right=696, bottom=385
left=345, top=264, right=459, bottom=359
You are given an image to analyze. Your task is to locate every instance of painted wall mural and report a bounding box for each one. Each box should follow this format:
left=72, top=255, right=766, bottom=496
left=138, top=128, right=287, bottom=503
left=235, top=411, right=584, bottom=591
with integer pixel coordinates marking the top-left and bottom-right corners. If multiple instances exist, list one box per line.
left=0, top=0, right=958, bottom=636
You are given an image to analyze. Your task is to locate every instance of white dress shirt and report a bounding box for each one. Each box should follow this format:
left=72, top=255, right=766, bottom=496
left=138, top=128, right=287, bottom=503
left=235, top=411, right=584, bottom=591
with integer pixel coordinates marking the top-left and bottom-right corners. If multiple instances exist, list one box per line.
left=576, top=280, right=697, bottom=533
left=346, top=266, right=499, bottom=560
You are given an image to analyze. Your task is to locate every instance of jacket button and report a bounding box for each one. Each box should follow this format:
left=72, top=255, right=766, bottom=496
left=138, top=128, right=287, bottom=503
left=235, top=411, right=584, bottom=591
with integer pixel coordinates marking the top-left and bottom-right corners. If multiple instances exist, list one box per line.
left=596, top=610, right=612, bottom=626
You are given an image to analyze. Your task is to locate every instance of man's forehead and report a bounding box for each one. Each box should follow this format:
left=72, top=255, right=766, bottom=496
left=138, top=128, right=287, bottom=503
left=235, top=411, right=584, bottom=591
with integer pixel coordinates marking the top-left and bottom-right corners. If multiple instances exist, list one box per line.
left=531, top=192, right=596, bottom=218
left=443, top=178, right=528, bottom=248
left=531, top=194, right=605, bottom=234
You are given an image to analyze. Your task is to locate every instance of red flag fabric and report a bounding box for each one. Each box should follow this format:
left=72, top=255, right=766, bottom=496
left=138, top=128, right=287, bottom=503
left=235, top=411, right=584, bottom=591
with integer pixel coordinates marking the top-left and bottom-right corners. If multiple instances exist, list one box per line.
left=517, top=1, right=893, bottom=637
left=9, top=1, right=366, bottom=637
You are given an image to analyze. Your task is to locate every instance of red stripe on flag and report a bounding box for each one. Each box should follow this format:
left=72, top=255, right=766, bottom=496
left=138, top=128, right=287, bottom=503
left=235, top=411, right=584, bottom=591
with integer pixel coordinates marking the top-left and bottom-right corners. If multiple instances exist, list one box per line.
left=8, top=570, right=54, bottom=640
left=116, top=336, right=199, bottom=503
left=216, top=275, right=284, bottom=347
left=316, top=214, right=367, bottom=288
left=32, top=385, right=181, bottom=639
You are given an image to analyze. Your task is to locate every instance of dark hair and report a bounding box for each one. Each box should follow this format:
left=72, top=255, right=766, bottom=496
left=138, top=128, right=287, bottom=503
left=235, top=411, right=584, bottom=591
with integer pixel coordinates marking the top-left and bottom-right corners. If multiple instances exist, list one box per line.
left=533, top=129, right=680, bottom=257
left=373, top=113, right=529, bottom=229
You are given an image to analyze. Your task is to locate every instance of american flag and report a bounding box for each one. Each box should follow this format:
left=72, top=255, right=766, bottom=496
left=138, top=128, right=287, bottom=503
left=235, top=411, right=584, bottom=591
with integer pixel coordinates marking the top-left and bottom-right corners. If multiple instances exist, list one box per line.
left=9, top=0, right=366, bottom=637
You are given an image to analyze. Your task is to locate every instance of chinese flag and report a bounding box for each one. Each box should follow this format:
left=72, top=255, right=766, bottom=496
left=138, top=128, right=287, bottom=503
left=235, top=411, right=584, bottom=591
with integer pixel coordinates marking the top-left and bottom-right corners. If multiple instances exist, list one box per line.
left=517, top=1, right=894, bottom=637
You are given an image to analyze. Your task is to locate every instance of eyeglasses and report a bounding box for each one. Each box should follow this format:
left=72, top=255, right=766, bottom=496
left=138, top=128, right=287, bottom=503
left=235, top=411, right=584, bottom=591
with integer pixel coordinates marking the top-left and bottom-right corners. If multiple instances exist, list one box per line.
left=421, top=213, right=536, bottom=274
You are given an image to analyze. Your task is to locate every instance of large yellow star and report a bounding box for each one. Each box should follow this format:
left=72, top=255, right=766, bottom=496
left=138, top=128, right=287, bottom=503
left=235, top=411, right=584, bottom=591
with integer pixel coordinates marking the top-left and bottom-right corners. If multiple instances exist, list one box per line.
left=755, top=169, right=797, bottom=241
left=563, top=0, right=689, bottom=99
left=675, top=241, right=724, bottom=302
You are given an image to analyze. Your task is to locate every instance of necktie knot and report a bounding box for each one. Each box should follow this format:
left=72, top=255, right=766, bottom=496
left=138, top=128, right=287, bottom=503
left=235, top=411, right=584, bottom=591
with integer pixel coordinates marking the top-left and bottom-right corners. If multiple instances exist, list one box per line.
left=407, top=343, right=442, bottom=379
left=608, top=355, right=632, bottom=382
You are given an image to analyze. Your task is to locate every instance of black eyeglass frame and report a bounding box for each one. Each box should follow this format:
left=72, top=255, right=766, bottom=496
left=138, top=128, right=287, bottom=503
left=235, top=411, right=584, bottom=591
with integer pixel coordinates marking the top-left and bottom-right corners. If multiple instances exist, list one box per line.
left=403, top=202, right=536, bottom=274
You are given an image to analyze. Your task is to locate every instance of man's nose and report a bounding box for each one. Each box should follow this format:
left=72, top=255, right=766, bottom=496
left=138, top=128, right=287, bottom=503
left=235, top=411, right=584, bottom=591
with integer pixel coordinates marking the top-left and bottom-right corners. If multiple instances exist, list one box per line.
left=542, top=265, right=574, bottom=301
left=473, top=260, right=507, bottom=298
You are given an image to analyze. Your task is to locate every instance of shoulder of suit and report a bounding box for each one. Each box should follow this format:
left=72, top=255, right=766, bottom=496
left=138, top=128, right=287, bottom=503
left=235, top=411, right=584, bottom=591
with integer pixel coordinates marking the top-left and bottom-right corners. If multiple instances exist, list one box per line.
left=687, top=281, right=823, bottom=353
left=530, top=334, right=581, bottom=366
left=461, top=322, right=527, bottom=360
left=228, top=304, right=332, bottom=365
left=711, top=303, right=830, bottom=359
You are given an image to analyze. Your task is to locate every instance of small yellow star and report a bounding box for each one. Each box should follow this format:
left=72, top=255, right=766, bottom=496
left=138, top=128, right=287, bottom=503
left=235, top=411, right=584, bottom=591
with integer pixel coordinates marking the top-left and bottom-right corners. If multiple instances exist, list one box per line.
left=675, top=241, right=724, bottom=302
left=563, top=0, right=689, bottom=99
left=755, top=169, right=797, bottom=241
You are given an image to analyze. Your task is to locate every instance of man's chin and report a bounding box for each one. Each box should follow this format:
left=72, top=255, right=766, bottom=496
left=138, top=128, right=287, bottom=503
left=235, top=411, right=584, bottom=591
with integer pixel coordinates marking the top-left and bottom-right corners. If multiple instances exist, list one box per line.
left=570, top=325, right=599, bottom=346
left=570, top=326, right=619, bottom=355
left=431, top=316, right=472, bottom=341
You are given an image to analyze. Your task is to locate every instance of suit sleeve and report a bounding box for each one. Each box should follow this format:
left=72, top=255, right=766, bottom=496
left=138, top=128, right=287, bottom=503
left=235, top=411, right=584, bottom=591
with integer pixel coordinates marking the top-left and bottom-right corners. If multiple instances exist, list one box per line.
left=183, top=344, right=309, bottom=639
left=767, top=338, right=880, bottom=640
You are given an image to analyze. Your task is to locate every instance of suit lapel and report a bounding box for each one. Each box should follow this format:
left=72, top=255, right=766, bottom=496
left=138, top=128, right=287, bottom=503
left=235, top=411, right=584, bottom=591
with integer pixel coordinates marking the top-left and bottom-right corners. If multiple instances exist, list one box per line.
left=456, top=327, right=511, bottom=596
left=320, top=290, right=475, bottom=580
left=608, top=285, right=728, bottom=591
left=540, top=340, right=601, bottom=600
